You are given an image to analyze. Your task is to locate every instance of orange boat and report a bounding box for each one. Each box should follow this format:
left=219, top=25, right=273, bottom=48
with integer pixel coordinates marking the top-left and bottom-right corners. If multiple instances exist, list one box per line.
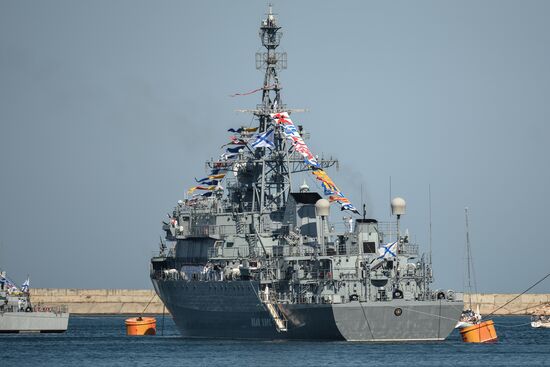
left=459, top=320, right=498, bottom=343
left=125, top=317, right=156, bottom=336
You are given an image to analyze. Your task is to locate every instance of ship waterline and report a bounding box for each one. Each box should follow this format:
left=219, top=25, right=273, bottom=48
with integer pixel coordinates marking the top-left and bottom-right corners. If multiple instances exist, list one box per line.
left=153, top=279, right=461, bottom=341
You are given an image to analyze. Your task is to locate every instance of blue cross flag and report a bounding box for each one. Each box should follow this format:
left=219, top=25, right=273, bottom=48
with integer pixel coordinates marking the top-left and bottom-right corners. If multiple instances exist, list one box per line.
left=21, top=277, right=30, bottom=293
left=377, top=241, right=398, bottom=259
left=251, top=129, right=275, bottom=149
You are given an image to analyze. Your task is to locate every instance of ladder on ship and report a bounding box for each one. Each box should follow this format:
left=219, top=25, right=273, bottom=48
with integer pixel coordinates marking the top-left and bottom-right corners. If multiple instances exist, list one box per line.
left=261, top=286, right=288, bottom=332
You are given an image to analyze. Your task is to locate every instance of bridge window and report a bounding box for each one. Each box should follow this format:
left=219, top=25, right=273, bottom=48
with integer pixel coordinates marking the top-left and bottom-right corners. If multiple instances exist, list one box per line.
left=362, top=242, right=376, bottom=254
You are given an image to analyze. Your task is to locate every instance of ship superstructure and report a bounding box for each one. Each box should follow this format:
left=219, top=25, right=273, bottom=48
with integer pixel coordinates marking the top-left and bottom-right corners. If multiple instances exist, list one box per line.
left=150, top=6, right=463, bottom=341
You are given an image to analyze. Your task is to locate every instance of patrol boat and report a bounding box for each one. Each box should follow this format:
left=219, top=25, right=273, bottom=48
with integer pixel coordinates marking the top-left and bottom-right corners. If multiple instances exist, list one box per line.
left=0, top=270, right=69, bottom=333
left=150, top=6, right=463, bottom=341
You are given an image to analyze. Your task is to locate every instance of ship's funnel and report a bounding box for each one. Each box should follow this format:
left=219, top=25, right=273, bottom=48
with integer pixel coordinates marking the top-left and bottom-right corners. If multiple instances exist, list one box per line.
left=391, top=197, right=406, bottom=216
left=315, top=199, right=330, bottom=217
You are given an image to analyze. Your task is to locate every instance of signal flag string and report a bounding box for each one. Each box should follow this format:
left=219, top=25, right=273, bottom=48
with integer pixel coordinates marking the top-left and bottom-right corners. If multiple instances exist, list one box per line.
left=229, top=85, right=274, bottom=97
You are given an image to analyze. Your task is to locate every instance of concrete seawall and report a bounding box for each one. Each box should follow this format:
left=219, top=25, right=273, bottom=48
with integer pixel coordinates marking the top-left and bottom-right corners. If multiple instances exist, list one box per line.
left=29, top=289, right=550, bottom=315
left=30, top=289, right=166, bottom=314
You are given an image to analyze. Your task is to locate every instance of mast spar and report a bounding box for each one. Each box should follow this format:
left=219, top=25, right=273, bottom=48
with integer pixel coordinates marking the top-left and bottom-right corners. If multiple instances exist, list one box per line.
left=464, top=207, right=477, bottom=309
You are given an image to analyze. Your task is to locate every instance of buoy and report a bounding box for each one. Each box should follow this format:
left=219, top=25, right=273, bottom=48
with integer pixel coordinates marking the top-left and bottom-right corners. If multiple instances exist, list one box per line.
left=460, top=320, right=498, bottom=343
left=125, top=316, right=156, bottom=336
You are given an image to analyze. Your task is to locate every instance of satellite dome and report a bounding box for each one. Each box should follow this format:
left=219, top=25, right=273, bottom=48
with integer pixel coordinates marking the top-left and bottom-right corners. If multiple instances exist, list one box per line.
left=315, top=199, right=330, bottom=217
left=391, top=197, right=406, bottom=216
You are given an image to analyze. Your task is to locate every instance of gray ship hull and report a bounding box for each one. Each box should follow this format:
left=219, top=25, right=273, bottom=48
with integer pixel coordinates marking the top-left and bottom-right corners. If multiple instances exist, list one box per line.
left=0, top=311, right=69, bottom=333
left=153, top=279, right=463, bottom=341
left=331, top=300, right=462, bottom=341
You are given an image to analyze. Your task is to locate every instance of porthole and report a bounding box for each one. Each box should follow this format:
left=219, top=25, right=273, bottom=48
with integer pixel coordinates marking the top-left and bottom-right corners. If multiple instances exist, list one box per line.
left=394, top=308, right=403, bottom=317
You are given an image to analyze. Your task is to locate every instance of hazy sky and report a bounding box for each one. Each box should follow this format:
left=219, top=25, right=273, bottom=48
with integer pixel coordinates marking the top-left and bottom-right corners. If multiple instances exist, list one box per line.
left=1, top=0, right=549, bottom=293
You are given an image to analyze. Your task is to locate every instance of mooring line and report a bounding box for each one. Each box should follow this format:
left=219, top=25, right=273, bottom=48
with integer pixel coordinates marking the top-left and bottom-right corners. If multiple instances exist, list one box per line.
left=486, top=272, right=550, bottom=318
left=358, top=302, right=376, bottom=341
left=399, top=305, right=460, bottom=323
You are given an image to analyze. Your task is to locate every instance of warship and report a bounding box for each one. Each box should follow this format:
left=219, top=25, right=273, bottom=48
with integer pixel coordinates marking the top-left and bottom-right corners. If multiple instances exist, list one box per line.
left=0, top=270, right=69, bottom=333
left=150, top=6, right=463, bottom=341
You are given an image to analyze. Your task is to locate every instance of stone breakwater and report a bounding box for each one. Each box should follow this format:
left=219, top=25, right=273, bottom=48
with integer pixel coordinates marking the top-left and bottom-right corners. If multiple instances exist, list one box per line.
left=29, top=289, right=550, bottom=315
left=30, top=289, right=166, bottom=314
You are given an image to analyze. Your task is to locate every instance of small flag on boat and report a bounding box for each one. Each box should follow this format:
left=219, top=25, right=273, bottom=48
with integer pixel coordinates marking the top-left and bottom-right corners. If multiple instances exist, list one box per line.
left=21, top=277, right=30, bottom=292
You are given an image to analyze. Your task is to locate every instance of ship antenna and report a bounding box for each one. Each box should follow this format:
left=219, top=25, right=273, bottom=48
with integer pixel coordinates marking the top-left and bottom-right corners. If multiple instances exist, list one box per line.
left=159, top=236, right=166, bottom=256
left=428, top=184, right=432, bottom=266
left=257, top=3, right=286, bottom=126
left=361, top=183, right=366, bottom=220
left=388, top=176, right=392, bottom=219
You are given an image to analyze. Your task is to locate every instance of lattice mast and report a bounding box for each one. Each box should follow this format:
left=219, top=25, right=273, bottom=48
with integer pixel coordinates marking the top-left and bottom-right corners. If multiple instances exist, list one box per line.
left=256, top=4, right=286, bottom=127
left=255, top=5, right=289, bottom=212
left=251, top=6, right=336, bottom=215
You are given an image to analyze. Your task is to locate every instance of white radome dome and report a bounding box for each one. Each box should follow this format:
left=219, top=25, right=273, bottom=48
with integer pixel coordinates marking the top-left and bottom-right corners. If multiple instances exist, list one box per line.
left=391, top=197, right=406, bottom=216
left=315, top=199, right=330, bottom=217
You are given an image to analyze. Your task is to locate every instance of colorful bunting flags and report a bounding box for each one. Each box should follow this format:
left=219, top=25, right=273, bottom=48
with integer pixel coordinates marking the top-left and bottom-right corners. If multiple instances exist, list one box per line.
left=200, top=180, right=219, bottom=186
left=221, top=136, right=248, bottom=148
left=187, top=185, right=223, bottom=194
left=220, top=152, right=238, bottom=161
left=226, top=146, right=244, bottom=154
left=183, top=112, right=358, bottom=214
left=271, top=112, right=320, bottom=168
left=227, top=127, right=259, bottom=134
left=209, top=173, right=226, bottom=180
left=270, top=112, right=358, bottom=214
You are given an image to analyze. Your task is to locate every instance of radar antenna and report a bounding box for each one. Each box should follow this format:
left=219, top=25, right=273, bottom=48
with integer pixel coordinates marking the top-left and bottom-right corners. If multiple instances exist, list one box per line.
left=256, top=3, right=287, bottom=124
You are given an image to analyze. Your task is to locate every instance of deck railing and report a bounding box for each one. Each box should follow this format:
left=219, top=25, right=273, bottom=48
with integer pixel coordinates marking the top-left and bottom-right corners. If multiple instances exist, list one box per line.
left=0, top=304, right=68, bottom=314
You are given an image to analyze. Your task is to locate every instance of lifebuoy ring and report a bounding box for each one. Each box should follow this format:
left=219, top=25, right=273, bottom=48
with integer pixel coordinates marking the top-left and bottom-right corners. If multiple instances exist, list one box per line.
left=393, top=289, right=404, bottom=299
left=25, top=306, right=32, bottom=312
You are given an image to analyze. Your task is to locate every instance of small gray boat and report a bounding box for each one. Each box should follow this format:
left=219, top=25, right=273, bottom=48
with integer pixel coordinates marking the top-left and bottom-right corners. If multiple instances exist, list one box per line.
left=0, top=270, right=69, bottom=333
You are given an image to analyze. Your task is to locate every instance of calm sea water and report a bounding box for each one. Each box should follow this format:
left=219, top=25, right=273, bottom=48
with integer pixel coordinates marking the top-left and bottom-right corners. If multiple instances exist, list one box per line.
left=1, top=316, right=548, bottom=366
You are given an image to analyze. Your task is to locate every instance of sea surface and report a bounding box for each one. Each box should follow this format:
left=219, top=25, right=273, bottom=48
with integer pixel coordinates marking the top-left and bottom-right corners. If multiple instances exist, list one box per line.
left=1, top=316, right=549, bottom=366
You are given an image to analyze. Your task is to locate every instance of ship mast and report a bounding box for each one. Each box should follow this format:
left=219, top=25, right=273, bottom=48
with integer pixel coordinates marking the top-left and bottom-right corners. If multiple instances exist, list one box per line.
left=464, top=207, right=477, bottom=310
left=257, top=4, right=285, bottom=126
left=255, top=5, right=288, bottom=213
left=218, top=5, right=338, bottom=219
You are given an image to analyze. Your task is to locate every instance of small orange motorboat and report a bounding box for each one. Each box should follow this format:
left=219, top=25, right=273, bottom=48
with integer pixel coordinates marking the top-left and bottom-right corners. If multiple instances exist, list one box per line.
left=125, top=316, right=156, bottom=336
left=459, top=319, right=498, bottom=343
